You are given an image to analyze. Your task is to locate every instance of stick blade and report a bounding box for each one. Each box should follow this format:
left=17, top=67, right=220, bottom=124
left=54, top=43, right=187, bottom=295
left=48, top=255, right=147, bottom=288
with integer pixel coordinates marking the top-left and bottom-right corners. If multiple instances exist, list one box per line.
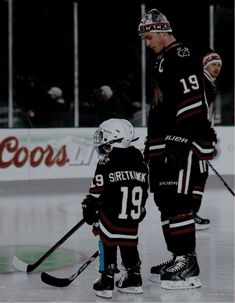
left=13, top=256, right=29, bottom=272
left=41, top=272, right=71, bottom=287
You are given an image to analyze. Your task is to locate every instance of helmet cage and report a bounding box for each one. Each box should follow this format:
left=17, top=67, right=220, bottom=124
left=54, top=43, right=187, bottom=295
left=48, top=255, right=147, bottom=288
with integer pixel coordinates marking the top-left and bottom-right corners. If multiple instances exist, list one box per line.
left=93, top=118, right=134, bottom=156
left=94, top=128, right=123, bottom=156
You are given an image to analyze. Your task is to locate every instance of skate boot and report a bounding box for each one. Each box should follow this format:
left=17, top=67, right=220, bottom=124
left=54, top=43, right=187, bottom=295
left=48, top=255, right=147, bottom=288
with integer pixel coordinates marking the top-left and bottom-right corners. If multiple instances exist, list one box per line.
left=93, top=272, right=114, bottom=299
left=194, top=213, right=210, bottom=230
left=116, top=269, right=143, bottom=294
left=150, top=254, right=175, bottom=282
left=161, top=253, right=202, bottom=290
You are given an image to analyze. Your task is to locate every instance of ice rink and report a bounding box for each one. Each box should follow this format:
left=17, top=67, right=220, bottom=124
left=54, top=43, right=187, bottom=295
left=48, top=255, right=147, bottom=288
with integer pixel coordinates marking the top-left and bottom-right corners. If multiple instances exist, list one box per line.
left=0, top=176, right=234, bottom=302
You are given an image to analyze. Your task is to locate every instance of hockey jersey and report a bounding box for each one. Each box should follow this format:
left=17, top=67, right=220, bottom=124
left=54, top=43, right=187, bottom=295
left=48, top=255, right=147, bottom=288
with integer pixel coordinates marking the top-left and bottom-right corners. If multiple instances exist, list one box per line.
left=146, top=41, right=217, bottom=162
left=89, top=146, right=149, bottom=246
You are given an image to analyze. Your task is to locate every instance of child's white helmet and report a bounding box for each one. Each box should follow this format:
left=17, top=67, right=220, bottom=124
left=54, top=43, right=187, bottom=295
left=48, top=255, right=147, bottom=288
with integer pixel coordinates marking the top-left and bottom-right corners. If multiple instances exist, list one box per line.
left=94, top=118, right=135, bottom=156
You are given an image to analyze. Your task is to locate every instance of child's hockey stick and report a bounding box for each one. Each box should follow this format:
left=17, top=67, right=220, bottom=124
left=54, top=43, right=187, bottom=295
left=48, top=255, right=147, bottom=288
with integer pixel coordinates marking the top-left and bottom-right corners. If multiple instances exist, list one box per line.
left=13, top=218, right=86, bottom=272
left=41, top=250, right=99, bottom=287
left=207, top=161, right=234, bottom=197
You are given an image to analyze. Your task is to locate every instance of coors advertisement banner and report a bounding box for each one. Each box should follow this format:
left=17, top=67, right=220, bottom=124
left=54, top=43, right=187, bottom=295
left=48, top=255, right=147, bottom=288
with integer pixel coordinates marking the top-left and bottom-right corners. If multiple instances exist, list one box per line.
left=0, top=127, right=233, bottom=181
left=0, top=128, right=99, bottom=180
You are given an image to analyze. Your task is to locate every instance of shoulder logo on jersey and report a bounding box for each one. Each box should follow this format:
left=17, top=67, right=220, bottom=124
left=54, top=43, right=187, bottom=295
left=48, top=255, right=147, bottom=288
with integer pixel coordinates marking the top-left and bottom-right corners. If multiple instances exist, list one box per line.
left=177, top=47, right=190, bottom=58
left=98, top=156, right=109, bottom=165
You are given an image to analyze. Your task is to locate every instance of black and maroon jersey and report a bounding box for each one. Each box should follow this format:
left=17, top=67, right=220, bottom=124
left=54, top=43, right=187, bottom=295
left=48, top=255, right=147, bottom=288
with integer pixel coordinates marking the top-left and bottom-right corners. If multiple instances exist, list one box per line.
left=89, top=146, right=149, bottom=246
left=147, top=41, right=216, bottom=162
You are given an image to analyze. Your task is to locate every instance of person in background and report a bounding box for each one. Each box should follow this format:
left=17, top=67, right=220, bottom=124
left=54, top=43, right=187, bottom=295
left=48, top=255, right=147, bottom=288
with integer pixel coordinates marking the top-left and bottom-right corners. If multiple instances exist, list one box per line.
left=81, top=118, right=148, bottom=299
left=95, top=85, right=126, bottom=124
left=192, top=50, right=222, bottom=229
left=16, top=77, right=67, bottom=127
left=138, top=8, right=217, bottom=289
left=47, top=86, right=65, bottom=107
left=203, top=50, right=222, bottom=125
left=45, top=86, right=67, bottom=126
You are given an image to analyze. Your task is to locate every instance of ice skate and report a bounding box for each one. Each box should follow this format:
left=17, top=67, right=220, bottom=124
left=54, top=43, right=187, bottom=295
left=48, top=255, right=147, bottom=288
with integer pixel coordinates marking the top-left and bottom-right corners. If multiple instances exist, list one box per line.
left=161, top=254, right=202, bottom=290
left=194, top=213, right=210, bottom=230
left=116, top=270, right=143, bottom=294
left=150, top=255, right=175, bottom=282
left=93, top=272, right=114, bottom=299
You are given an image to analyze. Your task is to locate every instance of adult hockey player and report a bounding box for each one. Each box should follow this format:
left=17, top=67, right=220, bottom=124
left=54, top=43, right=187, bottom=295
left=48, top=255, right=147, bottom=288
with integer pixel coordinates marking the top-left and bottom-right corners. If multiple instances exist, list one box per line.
left=81, top=118, right=149, bottom=298
left=203, top=51, right=222, bottom=125
left=138, top=9, right=217, bottom=289
left=192, top=50, right=222, bottom=229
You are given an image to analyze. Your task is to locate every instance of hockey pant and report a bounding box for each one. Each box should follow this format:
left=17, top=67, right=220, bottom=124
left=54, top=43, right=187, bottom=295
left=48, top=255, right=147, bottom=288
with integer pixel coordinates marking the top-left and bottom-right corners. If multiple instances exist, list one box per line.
left=98, top=239, right=141, bottom=274
left=150, top=151, right=206, bottom=255
left=191, top=160, right=209, bottom=214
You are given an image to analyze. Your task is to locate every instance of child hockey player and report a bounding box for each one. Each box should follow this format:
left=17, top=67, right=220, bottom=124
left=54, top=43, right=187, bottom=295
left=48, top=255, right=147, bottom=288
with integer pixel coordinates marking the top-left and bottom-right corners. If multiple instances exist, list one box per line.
left=81, top=118, right=149, bottom=299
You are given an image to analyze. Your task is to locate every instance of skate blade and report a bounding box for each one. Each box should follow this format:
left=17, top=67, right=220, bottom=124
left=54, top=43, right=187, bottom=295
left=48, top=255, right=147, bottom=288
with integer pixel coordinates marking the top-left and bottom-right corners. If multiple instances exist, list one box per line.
left=150, top=273, right=161, bottom=283
left=196, top=223, right=210, bottom=230
left=117, top=286, right=143, bottom=294
left=161, top=276, right=202, bottom=290
left=95, top=290, right=112, bottom=299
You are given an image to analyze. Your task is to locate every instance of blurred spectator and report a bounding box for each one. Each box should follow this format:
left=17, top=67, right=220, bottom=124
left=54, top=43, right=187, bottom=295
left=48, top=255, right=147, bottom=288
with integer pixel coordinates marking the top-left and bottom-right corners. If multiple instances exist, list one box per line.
left=16, top=76, right=67, bottom=127
left=44, top=86, right=67, bottom=127
left=115, top=77, right=136, bottom=119
left=47, top=86, right=64, bottom=105
left=40, top=87, right=67, bottom=127
left=94, top=85, right=126, bottom=124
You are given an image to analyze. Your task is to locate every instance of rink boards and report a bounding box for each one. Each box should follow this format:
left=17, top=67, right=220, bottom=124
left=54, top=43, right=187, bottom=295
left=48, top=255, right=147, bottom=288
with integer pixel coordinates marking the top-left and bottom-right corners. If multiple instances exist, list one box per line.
left=0, top=126, right=234, bottom=181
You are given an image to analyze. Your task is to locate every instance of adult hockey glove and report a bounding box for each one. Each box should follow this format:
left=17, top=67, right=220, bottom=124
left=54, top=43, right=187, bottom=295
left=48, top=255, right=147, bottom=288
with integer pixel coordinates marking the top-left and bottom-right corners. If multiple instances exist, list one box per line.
left=82, top=194, right=99, bottom=225
left=164, top=132, right=190, bottom=170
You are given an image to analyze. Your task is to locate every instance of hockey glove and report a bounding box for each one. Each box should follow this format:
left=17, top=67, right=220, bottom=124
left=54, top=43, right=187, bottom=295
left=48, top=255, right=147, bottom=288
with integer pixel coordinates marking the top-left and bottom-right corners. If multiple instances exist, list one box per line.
left=164, top=132, right=190, bottom=170
left=191, top=127, right=217, bottom=160
left=82, top=194, right=99, bottom=225
left=92, top=222, right=100, bottom=236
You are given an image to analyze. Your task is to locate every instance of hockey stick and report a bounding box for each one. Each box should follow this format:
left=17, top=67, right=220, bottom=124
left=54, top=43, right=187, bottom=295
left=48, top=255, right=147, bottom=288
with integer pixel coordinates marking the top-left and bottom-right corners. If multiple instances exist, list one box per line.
left=207, top=161, right=234, bottom=197
left=13, top=218, right=86, bottom=272
left=41, top=250, right=99, bottom=287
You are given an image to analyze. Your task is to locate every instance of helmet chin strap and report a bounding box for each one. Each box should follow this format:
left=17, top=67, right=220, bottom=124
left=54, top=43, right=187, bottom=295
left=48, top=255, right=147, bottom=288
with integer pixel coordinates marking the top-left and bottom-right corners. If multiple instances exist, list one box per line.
left=109, top=138, right=124, bottom=145
left=102, top=137, right=139, bottom=154
left=98, top=138, right=124, bottom=156
left=131, top=137, right=139, bottom=142
left=97, top=136, right=139, bottom=156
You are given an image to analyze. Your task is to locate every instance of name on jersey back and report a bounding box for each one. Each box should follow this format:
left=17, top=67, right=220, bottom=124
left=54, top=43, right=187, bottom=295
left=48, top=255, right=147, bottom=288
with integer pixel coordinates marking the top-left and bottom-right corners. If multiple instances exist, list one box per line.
left=109, top=171, right=146, bottom=183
